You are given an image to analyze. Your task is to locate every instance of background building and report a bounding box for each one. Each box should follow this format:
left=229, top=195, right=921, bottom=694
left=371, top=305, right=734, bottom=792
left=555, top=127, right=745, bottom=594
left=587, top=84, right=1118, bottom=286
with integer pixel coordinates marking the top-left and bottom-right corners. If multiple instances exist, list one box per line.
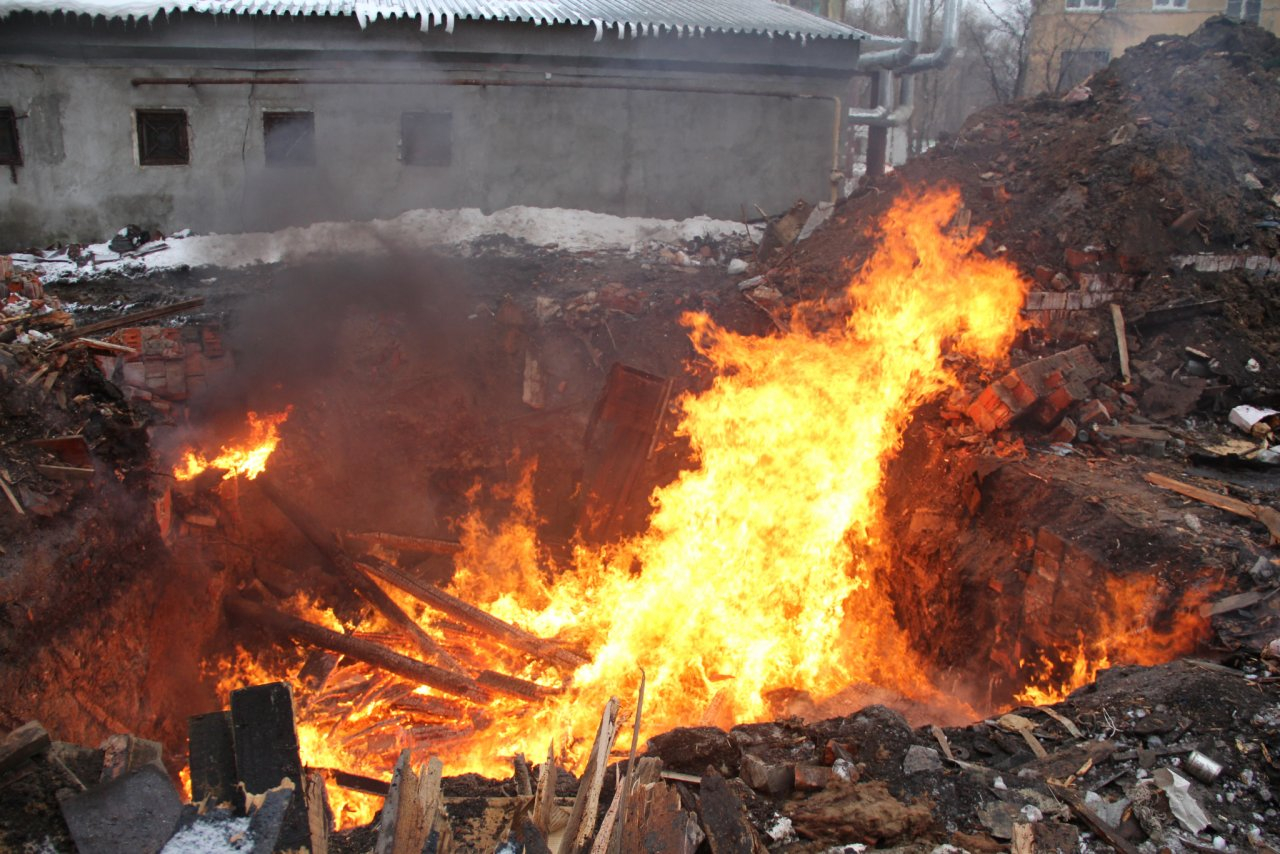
left=0, top=0, right=876, bottom=245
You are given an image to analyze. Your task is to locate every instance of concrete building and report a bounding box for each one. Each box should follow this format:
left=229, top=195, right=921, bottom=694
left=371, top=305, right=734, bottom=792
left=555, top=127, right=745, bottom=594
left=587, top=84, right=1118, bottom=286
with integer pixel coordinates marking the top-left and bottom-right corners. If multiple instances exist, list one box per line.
left=0, top=0, right=878, bottom=246
left=1027, top=0, right=1279, bottom=94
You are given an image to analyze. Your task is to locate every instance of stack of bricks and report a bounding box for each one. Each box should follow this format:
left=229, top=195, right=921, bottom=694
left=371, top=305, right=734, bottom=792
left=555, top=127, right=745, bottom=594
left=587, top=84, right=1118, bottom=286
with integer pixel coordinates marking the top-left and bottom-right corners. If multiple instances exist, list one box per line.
left=94, top=325, right=233, bottom=407
left=966, top=345, right=1104, bottom=433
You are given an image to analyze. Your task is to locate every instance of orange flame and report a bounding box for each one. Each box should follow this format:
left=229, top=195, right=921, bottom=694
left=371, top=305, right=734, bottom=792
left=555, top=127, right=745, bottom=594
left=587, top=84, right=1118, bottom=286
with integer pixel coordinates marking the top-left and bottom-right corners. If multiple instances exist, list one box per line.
left=174, top=408, right=292, bottom=481
left=206, top=188, right=1203, bottom=827
left=1015, top=574, right=1213, bottom=706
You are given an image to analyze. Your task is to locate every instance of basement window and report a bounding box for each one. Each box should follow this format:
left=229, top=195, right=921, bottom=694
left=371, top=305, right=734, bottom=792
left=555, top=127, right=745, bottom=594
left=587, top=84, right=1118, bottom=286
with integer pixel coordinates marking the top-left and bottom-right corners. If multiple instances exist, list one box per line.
left=136, top=109, right=189, bottom=166
left=1225, top=0, right=1261, bottom=22
left=1152, top=0, right=1187, bottom=9
left=0, top=108, right=20, bottom=166
left=263, top=111, right=316, bottom=167
left=400, top=112, right=453, bottom=167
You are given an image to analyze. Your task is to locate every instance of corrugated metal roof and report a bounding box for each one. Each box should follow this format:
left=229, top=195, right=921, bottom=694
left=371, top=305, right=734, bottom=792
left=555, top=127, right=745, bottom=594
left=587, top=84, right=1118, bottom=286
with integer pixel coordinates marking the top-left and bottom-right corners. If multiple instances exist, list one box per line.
left=0, top=0, right=870, bottom=38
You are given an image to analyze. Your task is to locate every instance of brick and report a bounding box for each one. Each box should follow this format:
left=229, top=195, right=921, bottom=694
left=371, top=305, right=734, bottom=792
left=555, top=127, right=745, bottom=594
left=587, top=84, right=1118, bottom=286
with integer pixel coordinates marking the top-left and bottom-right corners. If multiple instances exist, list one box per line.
left=1064, top=247, right=1099, bottom=269
left=1048, top=417, right=1077, bottom=444
left=1077, top=399, right=1111, bottom=426
left=793, top=763, right=832, bottom=792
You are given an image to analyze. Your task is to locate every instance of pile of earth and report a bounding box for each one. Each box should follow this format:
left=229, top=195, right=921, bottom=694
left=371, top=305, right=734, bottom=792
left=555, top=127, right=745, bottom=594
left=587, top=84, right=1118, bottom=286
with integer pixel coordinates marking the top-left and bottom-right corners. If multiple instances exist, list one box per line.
left=779, top=16, right=1280, bottom=398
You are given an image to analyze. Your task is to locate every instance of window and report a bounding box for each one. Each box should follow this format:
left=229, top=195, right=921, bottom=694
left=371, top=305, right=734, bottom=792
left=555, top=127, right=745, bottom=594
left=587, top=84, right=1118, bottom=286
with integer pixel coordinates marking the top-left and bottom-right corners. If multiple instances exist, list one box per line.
left=1153, top=0, right=1187, bottom=9
left=1059, top=49, right=1111, bottom=90
left=0, top=108, right=20, bottom=167
left=1065, top=0, right=1114, bottom=10
left=1225, top=0, right=1261, bottom=22
left=400, top=112, right=452, bottom=167
left=263, top=111, right=315, bottom=166
left=136, top=109, right=189, bottom=165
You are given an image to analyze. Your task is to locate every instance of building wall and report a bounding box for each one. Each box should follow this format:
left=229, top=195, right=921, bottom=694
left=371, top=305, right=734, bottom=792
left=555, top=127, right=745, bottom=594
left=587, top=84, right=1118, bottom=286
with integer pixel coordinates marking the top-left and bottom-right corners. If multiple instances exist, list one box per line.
left=1027, top=0, right=1280, bottom=94
left=0, top=15, right=858, bottom=245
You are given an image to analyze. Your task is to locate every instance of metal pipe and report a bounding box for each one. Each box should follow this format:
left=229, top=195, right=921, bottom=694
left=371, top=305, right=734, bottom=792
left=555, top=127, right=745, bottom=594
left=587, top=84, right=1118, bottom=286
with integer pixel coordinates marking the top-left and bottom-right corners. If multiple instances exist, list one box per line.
left=903, top=0, right=960, bottom=73
left=854, top=0, right=922, bottom=71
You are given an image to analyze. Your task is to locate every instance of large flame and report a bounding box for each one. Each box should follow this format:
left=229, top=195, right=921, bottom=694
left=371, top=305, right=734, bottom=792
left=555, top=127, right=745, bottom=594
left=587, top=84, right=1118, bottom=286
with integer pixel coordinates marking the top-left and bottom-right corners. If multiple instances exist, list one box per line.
left=174, top=408, right=292, bottom=481
left=207, top=188, right=1203, bottom=825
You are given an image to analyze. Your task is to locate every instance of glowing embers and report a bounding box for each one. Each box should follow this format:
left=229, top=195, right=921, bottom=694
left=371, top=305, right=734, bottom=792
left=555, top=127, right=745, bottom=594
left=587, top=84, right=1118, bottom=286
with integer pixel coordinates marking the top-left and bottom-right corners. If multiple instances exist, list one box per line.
left=174, top=408, right=291, bottom=481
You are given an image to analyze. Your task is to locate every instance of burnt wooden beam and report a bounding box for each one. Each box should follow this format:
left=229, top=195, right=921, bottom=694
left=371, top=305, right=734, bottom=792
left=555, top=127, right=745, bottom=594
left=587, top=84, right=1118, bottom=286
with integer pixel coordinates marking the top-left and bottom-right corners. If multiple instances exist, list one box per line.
left=188, top=711, right=238, bottom=806
left=0, top=720, right=51, bottom=778
left=230, top=682, right=313, bottom=852
left=60, top=297, right=205, bottom=339
left=355, top=555, right=588, bottom=672
left=476, top=670, right=561, bottom=702
left=258, top=478, right=467, bottom=674
left=224, top=596, right=486, bottom=703
left=341, top=530, right=463, bottom=556
left=230, top=682, right=303, bottom=796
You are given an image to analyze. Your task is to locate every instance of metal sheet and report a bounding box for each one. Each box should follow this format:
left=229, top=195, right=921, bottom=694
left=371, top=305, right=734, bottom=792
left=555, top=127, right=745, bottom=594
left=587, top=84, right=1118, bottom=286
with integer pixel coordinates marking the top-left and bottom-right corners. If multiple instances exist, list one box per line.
left=1, top=0, right=869, bottom=38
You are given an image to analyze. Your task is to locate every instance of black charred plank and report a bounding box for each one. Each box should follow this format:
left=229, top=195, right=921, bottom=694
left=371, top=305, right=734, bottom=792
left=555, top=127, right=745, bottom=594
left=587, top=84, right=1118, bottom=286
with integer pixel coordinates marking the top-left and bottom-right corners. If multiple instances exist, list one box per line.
left=188, top=711, right=237, bottom=805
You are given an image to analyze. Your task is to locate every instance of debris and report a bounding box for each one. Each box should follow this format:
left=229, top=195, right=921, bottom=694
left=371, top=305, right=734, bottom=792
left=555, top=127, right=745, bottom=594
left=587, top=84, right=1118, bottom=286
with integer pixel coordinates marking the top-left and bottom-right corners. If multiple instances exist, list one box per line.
left=1144, top=471, right=1280, bottom=544
left=1152, top=767, right=1210, bottom=834
left=59, top=765, right=183, bottom=854
left=223, top=596, right=484, bottom=701
left=375, top=752, right=449, bottom=854
left=967, top=345, right=1103, bottom=433
left=1228, top=405, right=1279, bottom=438
left=1110, top=304, right=1131, bottom=385
left=0, top=720, right=51, bottom=777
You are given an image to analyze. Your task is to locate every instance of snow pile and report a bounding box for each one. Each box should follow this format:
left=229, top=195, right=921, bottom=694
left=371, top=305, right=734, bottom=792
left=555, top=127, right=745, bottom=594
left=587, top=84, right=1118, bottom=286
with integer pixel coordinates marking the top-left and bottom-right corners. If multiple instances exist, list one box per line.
left=160, top=814, right=252, bottom=853
left=12, top=205, right=759, bottom=282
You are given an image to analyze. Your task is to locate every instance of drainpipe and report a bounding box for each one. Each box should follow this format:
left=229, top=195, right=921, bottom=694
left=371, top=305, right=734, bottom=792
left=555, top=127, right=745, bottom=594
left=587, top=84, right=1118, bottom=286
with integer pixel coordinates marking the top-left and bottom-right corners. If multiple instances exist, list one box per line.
left=848, top=0, right=961, bottom=176
left=853, top=0, right=922, bottom=72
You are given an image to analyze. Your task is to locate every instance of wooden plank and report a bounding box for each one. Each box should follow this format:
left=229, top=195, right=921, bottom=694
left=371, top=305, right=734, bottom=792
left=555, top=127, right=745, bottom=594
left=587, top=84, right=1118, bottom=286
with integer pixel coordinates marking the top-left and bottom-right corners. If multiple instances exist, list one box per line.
left=695, top=772, right=767, bottom=854
left=619, top=781, right=701, bottom=854
left=305, top=770, right=331, bottom=854
left=229, top=682, right=303, bottom=795
left=611, top=671, right=646, bottom=854
left=533, top=741, right=558, bottom=837
left=259, top=479, right=468, bottom=674
left=476, top=670, right=561, bottom=702
left=577, top=364, right=672, bottom=544
left=224, top=596, right=485, bottom=701
left=376, top=752, right=447, bottom=854
left=188, top=711, right=237, bottom=806
left=1111, top=304, right=1131, bottom=385
left=1145, top=471, right=1280, bottom=544
left=0, top=721, right=51, bottom=778
left=355, top=555, right=587, bottom=671
left=559, top=698, right=621, bottom=854
left=230, top=683, right=311, bottom=852
left=61, top=297, right=205, bottom=340
left=1048, top=783, right=1139, bottom=854
left=342, top=530, right=462, bottom=556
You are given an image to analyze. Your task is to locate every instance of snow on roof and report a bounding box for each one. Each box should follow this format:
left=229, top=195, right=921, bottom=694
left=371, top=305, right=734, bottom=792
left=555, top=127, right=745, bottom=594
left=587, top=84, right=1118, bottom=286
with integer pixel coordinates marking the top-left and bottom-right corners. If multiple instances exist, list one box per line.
left=0, top=0, right=870, bottom=39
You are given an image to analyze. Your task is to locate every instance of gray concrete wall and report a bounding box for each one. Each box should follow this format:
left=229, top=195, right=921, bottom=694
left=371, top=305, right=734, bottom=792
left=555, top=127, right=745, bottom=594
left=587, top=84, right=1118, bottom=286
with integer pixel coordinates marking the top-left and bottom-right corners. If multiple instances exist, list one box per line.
left=0, top=15, right=859, bottom=246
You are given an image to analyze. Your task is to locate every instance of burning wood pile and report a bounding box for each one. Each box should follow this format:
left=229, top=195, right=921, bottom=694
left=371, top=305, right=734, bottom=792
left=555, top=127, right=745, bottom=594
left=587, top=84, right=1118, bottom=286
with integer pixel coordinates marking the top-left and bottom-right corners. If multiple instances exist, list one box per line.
left=4, top=655, right=1280, bottom=852
left=4, top=16, right=1280, bottom=854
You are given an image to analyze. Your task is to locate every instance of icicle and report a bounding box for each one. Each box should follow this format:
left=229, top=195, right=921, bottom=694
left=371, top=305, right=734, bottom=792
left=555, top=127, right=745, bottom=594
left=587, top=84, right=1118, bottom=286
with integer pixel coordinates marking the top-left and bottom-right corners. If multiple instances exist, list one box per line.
left=592, top=17, right=602, bottom=41
left=445, top=10, right=453, bottom=32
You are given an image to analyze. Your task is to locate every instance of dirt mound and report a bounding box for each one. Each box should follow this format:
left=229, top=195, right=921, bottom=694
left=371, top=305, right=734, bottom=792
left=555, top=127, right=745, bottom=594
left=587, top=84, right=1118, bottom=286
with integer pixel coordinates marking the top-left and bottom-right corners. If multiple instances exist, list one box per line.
left=782, top=17, right=1280, bottom=397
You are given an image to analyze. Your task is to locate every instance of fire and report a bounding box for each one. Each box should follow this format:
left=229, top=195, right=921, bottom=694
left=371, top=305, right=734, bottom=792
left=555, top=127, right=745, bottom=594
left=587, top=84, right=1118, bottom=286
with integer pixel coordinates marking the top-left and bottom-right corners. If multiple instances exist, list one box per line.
left=174, top=408, right=291, bottom=481
left=205, top=188, right=1204, bottom=826
left=1015, top=574, right=1212, bottom=706
left=212, top=187, right=1032, bottom=811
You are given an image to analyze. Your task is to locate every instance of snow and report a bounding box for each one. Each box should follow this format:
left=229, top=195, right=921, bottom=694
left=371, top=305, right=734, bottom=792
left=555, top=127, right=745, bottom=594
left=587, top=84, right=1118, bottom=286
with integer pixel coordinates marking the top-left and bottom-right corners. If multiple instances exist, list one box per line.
left=160, top=814, right=253, bottom=853
left=11, top=205, right=760, bottom=283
